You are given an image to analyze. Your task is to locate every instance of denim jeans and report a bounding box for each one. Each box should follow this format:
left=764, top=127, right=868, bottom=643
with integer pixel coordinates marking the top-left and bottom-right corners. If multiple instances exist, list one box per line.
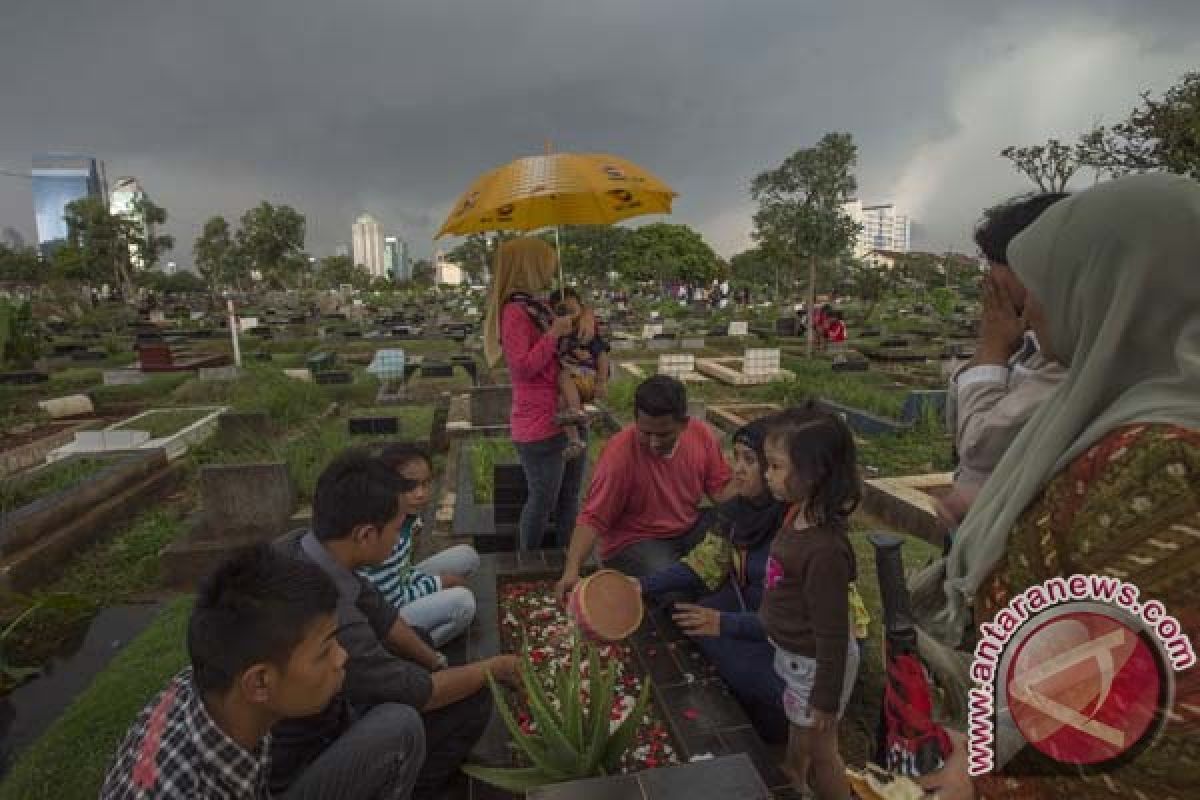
left=514, top=432, right=586, bottom=551
left=397, top=545, right=481, bottom=647
left=602, top=506, right=716, bottom=578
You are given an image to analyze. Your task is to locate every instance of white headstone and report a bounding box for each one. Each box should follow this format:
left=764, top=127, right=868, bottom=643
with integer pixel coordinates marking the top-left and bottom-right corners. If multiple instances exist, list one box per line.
left=238, top=316, right=259, bottom=331
left=743, top=348, right=780, bottom=376
left=148, top=311, right=166, bottom=324
left=657, top=353, right=695, bottom=378
left=728, top=321, right=749, bottom=336
left=72, top=430, right=150, bottom=450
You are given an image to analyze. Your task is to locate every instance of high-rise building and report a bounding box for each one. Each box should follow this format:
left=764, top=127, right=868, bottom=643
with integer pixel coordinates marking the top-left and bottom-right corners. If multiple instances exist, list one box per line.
left=335, top=242, right=350, bottom=259
left=384, top=236, right=411, bottom=282
left=842, top=200, right=911, bottom=257
left=351, top=213, right=386, bottom=279
left=109, top=176, right=150, bottom=269
left=1, top=227, right=24, bottom=249
left=31, top=154, right=107, bottom=251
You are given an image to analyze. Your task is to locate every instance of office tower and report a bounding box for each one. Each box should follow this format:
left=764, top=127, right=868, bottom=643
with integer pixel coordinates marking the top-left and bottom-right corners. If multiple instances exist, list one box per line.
left=31, top=153, right=107, bottom=251
left=351, top=213, right=386, bottom=278
left=842, top=200, right=912, bottom=257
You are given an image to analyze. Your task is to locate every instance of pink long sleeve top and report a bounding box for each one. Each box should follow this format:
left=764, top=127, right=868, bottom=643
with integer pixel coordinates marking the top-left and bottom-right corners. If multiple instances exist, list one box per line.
left=500, top=300, right=562, bottom=443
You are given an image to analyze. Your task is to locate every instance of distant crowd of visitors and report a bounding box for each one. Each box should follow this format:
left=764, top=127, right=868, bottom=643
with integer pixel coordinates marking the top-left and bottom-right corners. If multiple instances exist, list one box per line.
left=100, top=172, right=1197, bottom=799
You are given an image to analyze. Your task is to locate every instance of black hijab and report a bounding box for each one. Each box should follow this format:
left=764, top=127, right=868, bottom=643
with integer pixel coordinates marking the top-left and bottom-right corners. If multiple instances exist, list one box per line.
left=719, top=418, right=785, bottom=550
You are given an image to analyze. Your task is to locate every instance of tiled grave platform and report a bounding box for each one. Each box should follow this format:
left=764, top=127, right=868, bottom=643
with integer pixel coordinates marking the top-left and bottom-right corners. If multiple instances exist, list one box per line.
left=441, top=552, right=790, bottom=799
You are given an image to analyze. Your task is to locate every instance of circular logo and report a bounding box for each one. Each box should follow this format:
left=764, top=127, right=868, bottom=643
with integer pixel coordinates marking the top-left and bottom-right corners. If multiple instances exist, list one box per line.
left=1005, top=608, right=1168, bottom=766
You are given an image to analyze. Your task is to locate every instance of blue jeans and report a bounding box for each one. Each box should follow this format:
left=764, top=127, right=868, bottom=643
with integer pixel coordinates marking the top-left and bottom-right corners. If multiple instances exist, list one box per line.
left=514, top=432, right=586, bottom=551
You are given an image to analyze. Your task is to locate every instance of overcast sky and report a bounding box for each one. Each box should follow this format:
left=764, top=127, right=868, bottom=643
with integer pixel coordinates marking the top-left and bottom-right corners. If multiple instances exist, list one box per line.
left=2, top=1, right=1198, bottom=264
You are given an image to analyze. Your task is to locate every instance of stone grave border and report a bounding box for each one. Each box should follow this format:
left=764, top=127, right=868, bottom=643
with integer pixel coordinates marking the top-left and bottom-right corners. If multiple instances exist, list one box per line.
left=860, top=472, right=952, bottom=545
left=50, top=406, right=227, bottom=462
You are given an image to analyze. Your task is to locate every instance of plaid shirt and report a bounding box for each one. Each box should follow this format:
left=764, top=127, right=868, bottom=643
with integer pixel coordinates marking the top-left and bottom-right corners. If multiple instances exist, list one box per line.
left=101, top=668, right=272, bottom=799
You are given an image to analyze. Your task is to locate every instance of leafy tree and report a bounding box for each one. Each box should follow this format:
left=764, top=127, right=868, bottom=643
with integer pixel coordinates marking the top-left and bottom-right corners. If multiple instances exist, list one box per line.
left=193, top=216, right=243, bottom=292
left=315, top=255, right=370, bottom=289
left=0, top=245, right=41, bottom=284
left=615, top=223, right=720, bottom=285
left=751, top=132, right=860, bottom=354
left=0, top=299, right=41, bottom=369
left=558, top=225, right=630, bottom=281
left=845, top=259, right=890, bottom=321
left=1077, top=72, right=1200, bottom=179
left=62, top=196, right=174, bottom=302
left=999, top=138, right=1081, bottom=192
left=235, top=202, right=306, bottom=289
left=410, top=258, right=434, bottom=288
left=446, top=232, right=517, bottom=282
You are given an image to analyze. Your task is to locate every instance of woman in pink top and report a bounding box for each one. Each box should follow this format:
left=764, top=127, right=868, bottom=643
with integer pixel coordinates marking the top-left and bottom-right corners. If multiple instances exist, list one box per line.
left=483, top=238, right=586, bottom=550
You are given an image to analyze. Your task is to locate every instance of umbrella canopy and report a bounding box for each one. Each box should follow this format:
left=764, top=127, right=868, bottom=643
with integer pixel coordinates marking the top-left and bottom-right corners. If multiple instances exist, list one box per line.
left=435, top=152, right=677, bottom=238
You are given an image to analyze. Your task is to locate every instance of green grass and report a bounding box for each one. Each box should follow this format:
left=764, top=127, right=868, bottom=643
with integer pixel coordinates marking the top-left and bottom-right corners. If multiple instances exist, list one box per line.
left=0, top=458, right=112, bottom=515
left=767, top=358, right=907, bottom=419
left=88, top=373, right=192, bottom=411
left=169, top=365, right=328, bottom=429
left=112, top=409, right=210, bottom=438
left=3, top=507, right=188, bottom=667
left=855, top=417, right=954, bottom=477
left=354, top=406, right=436, bottom=440
left=470, top=438, right=518, bottom=504
left=0, top=597, right=192, bottom=800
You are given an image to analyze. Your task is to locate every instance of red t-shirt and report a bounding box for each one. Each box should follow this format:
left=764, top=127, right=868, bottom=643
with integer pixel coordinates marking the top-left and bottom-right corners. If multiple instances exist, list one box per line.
left=500, top=300, right=562, bottom=443
left=826, top=319, right=846, bottom=342
left=578, top=418, right=732, bottom=560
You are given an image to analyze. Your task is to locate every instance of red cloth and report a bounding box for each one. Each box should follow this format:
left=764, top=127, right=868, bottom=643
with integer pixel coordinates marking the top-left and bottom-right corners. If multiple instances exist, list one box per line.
left=825, top=319, right=846, bottom=343
left=579, top=418, right=732, bottom=560
left=500, top=300, right=562, bottom=443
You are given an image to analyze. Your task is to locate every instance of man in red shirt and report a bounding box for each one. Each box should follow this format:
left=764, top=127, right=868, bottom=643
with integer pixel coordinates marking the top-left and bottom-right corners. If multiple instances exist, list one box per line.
left=554, top=376, right=737, bottom=601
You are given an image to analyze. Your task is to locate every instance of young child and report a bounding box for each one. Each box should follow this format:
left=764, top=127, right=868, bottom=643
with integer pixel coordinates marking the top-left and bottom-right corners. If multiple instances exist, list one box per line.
left=548, top=287, right=610, bottom=460
left=761, top=403, right=862, bottom=800
left=359, top=442, right=480, bottom=650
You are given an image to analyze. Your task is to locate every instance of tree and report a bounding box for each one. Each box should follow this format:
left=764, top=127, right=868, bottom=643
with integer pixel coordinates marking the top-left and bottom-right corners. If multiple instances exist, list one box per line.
left=845, top=259, right=890, bottom=320
left=315, top=255, right=370, bottom=289
left=615, top=223, right=720, bottom=285
left=235, top=202, right=306, bottom=289
left=999, top=138, right=1081, bottom=192
left=751, top=132, right=860, bottom=355
left=137, top=269, right=207, bottom=294
left=558, top=225, right=630, bottom=282
left=193, top=216, right=243, bottom=292
left=729, top=247, right=776, bottom=290
left=1076, top=72, right=1200, bottom=180
left=446, top=232, right=519, bottom=283
left=0, top=299, right=40, bottom=369
left=62, top=196, right=174, bottom=302
left=0, top=245, right=41, bottom=284
left=410, top=258, right=434, bottom=288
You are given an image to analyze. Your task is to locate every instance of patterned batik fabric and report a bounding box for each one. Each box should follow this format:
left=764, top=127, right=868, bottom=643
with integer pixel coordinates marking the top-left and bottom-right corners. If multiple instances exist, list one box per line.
left=973, top=424, right=1200, bottom=800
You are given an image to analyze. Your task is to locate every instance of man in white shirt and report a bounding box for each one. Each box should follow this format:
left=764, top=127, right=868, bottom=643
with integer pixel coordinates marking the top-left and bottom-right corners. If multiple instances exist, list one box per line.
left=941, top=193, right=1070, bottom=528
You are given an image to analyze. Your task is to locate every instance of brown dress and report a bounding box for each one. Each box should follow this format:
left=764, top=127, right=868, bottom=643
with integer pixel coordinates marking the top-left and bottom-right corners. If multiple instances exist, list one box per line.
left=973, top=423, right=1200, bottom=799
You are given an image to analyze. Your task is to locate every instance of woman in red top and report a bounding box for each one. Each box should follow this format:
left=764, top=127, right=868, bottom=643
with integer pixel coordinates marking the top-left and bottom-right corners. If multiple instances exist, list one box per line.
left=824, top=311, right=847, bottom=345
left=483, top=238, right=586, bottom=551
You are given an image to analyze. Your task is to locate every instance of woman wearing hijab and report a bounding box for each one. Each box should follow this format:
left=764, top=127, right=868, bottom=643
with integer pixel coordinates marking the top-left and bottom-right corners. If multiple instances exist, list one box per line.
left=483, top=237, right=585, bottom=551
left=913, top=173, right=1200, bottom=799
left=638, top=418, right=791, bottom=742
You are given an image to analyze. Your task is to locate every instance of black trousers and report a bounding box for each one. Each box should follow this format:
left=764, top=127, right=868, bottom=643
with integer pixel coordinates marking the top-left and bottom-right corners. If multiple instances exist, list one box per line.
left=414, top=687, right=493, bottom=800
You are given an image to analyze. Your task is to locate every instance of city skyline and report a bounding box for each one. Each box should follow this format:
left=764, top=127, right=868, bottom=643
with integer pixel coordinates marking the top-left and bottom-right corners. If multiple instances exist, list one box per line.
left=1, top=3, right=1198, bottom=263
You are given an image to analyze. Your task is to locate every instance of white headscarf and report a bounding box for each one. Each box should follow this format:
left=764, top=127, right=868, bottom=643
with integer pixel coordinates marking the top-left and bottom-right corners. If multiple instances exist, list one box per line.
left=914, top=173, right=1200, bottom=645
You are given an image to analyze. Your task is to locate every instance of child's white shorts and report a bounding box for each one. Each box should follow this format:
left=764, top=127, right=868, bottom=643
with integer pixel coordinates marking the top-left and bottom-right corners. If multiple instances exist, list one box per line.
left=772, top=641, right=860, bottom=727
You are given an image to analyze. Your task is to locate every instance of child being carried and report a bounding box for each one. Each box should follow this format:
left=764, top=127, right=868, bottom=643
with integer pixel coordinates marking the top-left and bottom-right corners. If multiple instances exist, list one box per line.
left=549, top=288, right=610, bottom=461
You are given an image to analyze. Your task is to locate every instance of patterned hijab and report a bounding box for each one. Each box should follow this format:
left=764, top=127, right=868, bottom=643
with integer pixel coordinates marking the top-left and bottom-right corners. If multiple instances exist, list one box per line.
left=483, top=237, right=559, bottom=367
left=914, top=173, right=1200, bottom=645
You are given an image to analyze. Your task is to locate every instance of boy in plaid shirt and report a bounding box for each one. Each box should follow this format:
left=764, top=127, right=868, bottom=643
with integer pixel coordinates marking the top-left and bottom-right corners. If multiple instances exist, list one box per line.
left=101, top=545, right=424, bottom=799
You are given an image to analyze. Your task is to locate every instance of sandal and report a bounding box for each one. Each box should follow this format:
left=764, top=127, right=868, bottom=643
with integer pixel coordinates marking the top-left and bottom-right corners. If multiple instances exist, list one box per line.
left=563, top=439, right=586, bottom=461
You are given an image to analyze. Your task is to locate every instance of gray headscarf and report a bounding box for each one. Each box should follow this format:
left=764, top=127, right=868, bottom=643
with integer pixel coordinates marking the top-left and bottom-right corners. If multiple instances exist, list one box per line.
left=913, top=173, right=1200, bottom=646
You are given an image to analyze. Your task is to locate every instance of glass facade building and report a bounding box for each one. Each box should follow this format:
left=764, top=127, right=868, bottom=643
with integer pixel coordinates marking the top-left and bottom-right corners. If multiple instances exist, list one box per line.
left=31, top=154, right=106, bottom=251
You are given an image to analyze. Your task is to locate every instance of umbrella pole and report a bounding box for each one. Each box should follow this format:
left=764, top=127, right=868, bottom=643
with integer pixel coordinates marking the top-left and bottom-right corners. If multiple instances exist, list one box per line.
left=554, top=225, right=564, bottom=289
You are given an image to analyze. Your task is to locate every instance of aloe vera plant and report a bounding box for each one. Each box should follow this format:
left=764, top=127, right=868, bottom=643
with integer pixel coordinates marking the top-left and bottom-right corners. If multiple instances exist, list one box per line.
left=463, top=637, right=654, bottom=794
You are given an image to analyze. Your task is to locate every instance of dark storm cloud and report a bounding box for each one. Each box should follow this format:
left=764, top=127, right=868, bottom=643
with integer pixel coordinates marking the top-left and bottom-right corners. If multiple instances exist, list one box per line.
left=1, top=0, right=1198, bottom=262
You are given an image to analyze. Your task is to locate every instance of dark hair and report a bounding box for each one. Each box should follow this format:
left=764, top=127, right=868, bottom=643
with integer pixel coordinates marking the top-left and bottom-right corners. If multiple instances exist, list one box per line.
left=974, top=192, right=1070, bottom=265
left=313, top=449, right=404, bottom=542
left=378, top=442, right=432, bottom=493
left=634, top=375, right=688, bottom=420
left=767, top=401, right=860, bottom=529
left=188, top=544, right=338, bottom=692
left=548, top=287, right=579, bottom=305
left=732, top=417, right=771, bottom=475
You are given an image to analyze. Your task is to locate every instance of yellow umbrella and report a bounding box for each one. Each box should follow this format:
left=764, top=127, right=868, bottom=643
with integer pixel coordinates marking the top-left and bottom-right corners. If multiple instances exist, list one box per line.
left=435, top=152, right=677, bottom=238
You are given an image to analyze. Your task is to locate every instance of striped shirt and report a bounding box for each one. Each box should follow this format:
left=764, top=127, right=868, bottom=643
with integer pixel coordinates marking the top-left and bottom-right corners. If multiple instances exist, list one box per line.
left=358, top=516, right=440, bottom=608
